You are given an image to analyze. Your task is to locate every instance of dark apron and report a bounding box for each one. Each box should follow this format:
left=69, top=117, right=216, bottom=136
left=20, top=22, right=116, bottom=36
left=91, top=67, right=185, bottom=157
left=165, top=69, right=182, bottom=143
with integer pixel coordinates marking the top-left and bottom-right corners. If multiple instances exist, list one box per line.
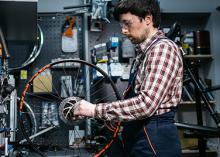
left=122, top=38, right=181, bottom=157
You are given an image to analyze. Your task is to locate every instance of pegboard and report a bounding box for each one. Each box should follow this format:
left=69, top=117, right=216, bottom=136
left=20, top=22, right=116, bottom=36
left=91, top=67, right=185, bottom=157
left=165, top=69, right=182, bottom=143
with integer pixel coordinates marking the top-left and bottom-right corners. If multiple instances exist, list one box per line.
left=14, top=14, right=126, bottom=151
left=88, top=19, right=123, bottom=49
left=88, top=18, right=128, bottom=97
left=15, top=13, right=85, bottom=146
left=35, top=13, right=83, bottom=66
left=15, top=13, right=84, bottom=96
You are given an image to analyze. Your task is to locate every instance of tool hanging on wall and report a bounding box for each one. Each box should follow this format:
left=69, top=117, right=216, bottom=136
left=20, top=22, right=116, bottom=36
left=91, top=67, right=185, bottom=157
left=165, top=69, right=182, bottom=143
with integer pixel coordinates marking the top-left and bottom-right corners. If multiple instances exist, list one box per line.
left=61, top=16, right=78, bottom=53
left=62, top=16, right=76, bottom=38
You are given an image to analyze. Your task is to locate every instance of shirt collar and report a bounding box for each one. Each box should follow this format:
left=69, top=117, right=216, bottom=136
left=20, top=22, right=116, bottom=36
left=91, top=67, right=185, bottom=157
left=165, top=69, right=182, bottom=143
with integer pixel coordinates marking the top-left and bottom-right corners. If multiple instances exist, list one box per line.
left=135, top=30, right=165, bottom=55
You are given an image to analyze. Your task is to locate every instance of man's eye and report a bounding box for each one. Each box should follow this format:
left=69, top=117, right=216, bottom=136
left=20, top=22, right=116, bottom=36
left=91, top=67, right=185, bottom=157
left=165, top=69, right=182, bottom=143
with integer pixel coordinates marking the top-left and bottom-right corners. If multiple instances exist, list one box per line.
left=125, top=22, right=131, bottom=26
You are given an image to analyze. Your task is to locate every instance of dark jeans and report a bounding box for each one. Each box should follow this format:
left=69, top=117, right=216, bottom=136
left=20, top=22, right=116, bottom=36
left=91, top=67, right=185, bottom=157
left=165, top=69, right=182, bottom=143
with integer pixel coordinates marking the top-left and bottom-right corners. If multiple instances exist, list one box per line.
left=122, top=111, right=181, bottom=157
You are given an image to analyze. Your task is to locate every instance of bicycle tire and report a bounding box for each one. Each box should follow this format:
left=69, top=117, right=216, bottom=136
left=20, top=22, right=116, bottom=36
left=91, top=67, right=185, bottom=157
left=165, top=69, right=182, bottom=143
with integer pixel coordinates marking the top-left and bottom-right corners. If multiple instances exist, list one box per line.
left=19, top=59, right=122, bottom=157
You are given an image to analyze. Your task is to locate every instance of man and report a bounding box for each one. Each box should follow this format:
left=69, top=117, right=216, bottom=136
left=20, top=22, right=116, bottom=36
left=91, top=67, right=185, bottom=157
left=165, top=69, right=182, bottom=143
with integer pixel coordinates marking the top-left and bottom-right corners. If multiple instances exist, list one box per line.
left=65, top=0, right=183, bottom=156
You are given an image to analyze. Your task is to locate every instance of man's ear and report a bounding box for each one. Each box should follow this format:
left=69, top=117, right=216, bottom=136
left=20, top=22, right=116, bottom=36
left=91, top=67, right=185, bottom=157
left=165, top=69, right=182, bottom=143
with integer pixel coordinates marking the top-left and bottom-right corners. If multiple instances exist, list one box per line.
left=144, top=15, right=153, bottom=26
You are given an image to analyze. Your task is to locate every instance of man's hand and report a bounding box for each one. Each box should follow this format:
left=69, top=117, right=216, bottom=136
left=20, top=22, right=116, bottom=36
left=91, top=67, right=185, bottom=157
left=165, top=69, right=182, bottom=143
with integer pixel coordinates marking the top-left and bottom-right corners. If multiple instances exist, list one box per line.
left=74, top=100, right=96, bottom=118
left=59, top=97, right=96, bottom=125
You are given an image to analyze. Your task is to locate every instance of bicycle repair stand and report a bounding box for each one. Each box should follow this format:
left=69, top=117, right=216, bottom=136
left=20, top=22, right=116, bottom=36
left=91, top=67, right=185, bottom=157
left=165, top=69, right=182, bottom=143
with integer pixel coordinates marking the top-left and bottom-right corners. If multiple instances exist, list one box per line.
left=176, top=46, right=220, bottom=157
left=0, top=27, right=15, bottom=157
left=166, top=22, right=220, bottom=157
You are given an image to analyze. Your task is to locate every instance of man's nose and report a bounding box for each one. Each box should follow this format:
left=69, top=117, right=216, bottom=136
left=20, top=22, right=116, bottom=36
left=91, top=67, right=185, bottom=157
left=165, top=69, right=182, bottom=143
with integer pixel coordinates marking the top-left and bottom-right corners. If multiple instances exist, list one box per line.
left=121, top=27, right=129, bottom=35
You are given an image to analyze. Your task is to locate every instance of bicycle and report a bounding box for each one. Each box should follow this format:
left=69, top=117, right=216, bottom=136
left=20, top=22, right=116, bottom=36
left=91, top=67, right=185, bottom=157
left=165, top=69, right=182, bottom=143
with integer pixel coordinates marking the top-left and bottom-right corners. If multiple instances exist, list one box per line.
left=0, top=26, right=41, bottom=157
left=0, top=26, right=15, bottom=156
left=166, top=22, right=220, bottom=157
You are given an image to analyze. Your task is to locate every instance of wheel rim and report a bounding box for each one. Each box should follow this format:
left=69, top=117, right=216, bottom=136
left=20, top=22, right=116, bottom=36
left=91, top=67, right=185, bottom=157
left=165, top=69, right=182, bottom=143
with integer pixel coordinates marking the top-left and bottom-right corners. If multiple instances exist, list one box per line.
left=19, top=59, right=121, bottom=157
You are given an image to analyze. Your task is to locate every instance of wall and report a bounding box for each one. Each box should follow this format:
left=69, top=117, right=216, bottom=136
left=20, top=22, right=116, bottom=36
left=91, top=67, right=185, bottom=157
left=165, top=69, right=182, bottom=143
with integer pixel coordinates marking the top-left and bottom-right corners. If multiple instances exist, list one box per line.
left=37, top=0, right=83, bottom=13
left=205, top=9, right=220, bottom=156
left=160, top=0, right=217, bottom=13
left=206, top=11, right=220, bottom=111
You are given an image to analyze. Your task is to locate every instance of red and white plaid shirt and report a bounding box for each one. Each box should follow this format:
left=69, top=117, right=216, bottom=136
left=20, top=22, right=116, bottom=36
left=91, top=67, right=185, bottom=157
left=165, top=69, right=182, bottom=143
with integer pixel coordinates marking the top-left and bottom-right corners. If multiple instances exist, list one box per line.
left=95, top=31, right=183, bottom=121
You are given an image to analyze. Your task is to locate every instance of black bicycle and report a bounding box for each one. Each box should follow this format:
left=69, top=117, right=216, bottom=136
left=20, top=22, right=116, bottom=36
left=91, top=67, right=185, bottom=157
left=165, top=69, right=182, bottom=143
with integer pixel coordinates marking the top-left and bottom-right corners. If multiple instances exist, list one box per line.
left=167, top=22, right=220, bottom=157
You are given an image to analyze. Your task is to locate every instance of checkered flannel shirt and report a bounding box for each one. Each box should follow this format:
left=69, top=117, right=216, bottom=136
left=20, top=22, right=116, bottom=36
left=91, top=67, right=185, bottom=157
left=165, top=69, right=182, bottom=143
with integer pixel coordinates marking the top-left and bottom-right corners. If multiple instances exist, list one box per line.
left=95, top=31, right=183, bottom=121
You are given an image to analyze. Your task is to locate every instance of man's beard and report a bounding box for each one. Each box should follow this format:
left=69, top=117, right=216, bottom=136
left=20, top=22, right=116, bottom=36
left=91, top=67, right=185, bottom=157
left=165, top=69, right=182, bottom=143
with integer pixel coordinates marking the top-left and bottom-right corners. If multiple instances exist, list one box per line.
left=129, top=36, right=146, bottom=44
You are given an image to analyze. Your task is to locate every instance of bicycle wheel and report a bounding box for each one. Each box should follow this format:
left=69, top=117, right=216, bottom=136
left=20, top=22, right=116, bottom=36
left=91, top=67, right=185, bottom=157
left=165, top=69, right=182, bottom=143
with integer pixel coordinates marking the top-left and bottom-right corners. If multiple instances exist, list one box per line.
left=17, top=97, right=37, bottom=143
left=19, top=59, right=122, bottom=157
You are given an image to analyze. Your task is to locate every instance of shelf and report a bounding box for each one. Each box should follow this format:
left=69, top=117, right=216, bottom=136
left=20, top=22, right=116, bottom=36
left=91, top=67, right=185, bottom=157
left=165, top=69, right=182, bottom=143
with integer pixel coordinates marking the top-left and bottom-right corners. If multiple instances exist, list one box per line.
left=184, top=54, right=213, bottom=63
left=183, top=130, right=220, bottom=138
left=182, top=149, right=217, bottom=157
left=183, top=54, right=213, bottom=61
left=161, top=12, right=211, bottom=19
left=180, top=101, right=215, bottom=105
left=182, top=149, right=216, bottom=153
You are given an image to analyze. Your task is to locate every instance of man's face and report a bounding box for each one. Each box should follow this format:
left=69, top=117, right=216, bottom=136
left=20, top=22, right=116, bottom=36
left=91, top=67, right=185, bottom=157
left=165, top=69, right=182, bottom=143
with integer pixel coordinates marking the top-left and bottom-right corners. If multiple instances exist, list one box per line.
left=119, top=12, right=149, bottom=44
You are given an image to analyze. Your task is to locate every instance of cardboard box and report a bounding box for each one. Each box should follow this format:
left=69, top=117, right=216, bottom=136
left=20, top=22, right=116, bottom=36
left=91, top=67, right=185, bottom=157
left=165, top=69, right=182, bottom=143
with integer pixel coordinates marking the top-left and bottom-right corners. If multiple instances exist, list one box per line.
left=179, top=130, right=198, bottom=150
left=33, top=75, right=52, bottom=93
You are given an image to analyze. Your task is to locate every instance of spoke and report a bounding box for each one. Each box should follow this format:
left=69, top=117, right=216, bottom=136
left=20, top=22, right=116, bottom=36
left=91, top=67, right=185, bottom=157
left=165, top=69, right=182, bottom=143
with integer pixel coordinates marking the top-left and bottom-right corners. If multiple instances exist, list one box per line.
left=90, top=84, right=112, bottom=98
left=91, top=78, right=105, bottom=89
left=74, top=65, right=81, bottom=95
left=26, top=91, right=62, bottom=101
left=93, top=93, right=116, bottom=104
